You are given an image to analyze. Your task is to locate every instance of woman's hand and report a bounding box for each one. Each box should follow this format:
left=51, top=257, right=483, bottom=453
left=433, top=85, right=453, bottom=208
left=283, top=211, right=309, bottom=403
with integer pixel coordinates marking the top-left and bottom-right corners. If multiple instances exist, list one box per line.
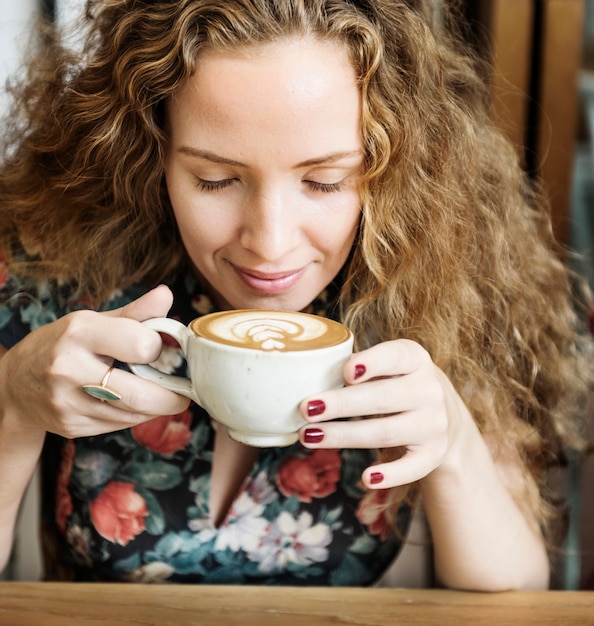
left=298, top=338, right=460, bottom=489
left=0, top=285, right=190, bottom=439
left=298, top=338, right=550, bottom=590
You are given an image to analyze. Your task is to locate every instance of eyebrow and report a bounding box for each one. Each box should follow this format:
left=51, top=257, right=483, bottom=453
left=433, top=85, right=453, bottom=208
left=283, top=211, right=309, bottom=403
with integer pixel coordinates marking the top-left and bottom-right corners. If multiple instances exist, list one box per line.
left=177, top=147, right=362, bottom=168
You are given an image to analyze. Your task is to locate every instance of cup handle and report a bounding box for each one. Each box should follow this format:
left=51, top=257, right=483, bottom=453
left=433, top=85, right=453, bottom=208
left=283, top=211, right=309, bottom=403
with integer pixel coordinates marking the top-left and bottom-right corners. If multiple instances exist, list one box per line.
left=128, top=318, right=199, bottom=404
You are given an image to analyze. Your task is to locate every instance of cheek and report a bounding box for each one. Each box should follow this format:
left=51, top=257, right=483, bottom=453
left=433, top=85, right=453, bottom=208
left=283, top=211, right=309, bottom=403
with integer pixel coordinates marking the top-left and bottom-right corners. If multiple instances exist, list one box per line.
left=175, top=210, right=229, bottom=258
left=166, top=188, right=214, bottom=253
left=318, top=197, right=360, bottom=253
left=164, top=171, right=186, bottom=224
left=165, top=174, right=210, bottom=237
left=334, top=222, right=358, bottom=260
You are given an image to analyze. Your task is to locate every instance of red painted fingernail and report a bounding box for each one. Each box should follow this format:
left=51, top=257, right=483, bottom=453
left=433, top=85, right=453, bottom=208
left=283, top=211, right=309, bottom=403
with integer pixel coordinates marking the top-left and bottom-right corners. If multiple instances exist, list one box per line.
left=354, top=364, right=366, bottom=380
left=370, top=472, right=384, bottom=485
left=307, top=400, right=326, bottom=417
left=304, top=428, right=325, bottom=444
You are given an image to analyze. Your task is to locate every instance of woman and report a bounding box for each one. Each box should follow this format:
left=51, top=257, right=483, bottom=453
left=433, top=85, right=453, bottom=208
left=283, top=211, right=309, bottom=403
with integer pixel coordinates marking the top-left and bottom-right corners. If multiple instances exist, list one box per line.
left=0, top=0, right=590, bottom=589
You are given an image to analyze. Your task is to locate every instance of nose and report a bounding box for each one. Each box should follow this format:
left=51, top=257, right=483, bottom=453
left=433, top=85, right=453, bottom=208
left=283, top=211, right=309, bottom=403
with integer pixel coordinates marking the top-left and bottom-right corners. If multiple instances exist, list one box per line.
left=238, top=185, right=300, bottom=262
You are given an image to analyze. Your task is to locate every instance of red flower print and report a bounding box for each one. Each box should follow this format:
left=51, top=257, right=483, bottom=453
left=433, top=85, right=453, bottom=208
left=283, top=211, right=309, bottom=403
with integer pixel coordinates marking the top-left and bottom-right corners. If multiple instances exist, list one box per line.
left=355, top=488, right=398, bottom=541
left=276, top=449, right=342, bottom=502
left=0, top=248, right=8, bottom=287
left=131, top=410, right=192, bottom=455
left=72, top=294, right=96, bottom=310
left=89, top=481, right=148, bottom=546
left=55, top=440, right=75, bottom=533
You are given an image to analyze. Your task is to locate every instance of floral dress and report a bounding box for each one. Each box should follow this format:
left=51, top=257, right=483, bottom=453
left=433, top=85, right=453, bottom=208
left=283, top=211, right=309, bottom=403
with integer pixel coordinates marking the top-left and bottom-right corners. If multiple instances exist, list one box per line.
left=0, top=254, right=412, bottom=585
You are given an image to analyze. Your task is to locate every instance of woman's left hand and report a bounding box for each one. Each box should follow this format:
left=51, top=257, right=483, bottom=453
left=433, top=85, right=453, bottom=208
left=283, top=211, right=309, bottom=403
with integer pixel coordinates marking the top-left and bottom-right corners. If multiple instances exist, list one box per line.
left=302, top=338, right=551, bottom=591
left=298, top=338, right=465, bottom=489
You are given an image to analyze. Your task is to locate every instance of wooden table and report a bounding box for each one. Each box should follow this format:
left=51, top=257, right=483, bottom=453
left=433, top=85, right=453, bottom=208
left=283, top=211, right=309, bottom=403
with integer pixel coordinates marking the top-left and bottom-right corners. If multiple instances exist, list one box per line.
left=0, top=583, right=593, bottom=625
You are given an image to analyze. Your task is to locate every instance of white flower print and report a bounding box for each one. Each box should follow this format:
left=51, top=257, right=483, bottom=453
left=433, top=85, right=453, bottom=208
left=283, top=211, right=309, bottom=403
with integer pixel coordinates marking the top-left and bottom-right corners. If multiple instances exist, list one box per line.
left=66, top=524, right=93, bottom=567
left=247, top=511, right=332, bottom=574
left=248, top=470, right=278, bottom=506
left=192, top=293, right=214, bottom=315
left=188, top=517, right=216, bottom=537
left=151, top=344, right=184, bottom=374
left=214, top=492, right=268, bottom=553
left=124, top=561, right=175, bottom=583
left=106, top=288, right=124, bottom=301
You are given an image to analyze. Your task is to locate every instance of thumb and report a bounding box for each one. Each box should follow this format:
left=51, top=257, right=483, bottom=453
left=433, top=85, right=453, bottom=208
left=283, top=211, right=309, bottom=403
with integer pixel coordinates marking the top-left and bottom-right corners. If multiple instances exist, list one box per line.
left=104, top=285, right=174, bottom=322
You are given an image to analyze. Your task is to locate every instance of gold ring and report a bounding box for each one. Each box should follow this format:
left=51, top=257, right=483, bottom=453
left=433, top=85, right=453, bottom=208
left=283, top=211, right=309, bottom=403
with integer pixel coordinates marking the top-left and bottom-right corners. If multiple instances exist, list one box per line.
left=82, top=365, right=122, bottom=401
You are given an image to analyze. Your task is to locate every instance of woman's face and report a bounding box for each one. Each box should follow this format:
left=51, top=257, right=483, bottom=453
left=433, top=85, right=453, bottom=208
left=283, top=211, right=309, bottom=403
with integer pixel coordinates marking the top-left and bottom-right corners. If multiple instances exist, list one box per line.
left=164, top=37, right=363, bottom=312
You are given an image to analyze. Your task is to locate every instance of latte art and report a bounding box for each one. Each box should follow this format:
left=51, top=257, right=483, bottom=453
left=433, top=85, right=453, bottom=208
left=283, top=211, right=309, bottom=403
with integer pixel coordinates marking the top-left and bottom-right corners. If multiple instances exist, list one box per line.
left=191, top=310, right=350, bottom=351
left=235, top=320, right=300, bottom=351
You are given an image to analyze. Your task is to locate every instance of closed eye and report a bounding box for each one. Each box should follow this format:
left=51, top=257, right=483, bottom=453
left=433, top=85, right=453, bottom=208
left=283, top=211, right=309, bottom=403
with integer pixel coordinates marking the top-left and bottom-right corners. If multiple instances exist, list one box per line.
left=194, top=178, right=237, bottom=192
left=305, top=180, right=344, bottom=193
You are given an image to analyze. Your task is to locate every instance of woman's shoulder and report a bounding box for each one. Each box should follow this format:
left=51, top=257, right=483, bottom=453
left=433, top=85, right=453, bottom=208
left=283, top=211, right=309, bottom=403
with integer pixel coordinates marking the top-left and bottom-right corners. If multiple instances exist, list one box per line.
left=0, top=249, right=180, bottom=347
left=0, top=250, right=62, bottom=346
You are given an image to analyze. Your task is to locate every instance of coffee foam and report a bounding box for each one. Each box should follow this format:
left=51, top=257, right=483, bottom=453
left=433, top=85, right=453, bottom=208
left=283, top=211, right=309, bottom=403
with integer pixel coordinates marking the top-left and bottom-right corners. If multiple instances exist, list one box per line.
left=191, top=309, right=350, bottom=351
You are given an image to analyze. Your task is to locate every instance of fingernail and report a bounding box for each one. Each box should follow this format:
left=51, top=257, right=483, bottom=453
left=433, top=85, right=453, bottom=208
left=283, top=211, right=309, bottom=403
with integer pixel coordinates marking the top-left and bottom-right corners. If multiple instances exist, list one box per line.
left=303, top=428, right=325, bottom=444
left=307, top=400, right=326, bottom=417
left=354, top=364, right=366, bottom=380
left=370, top=471, right=384, bottom=485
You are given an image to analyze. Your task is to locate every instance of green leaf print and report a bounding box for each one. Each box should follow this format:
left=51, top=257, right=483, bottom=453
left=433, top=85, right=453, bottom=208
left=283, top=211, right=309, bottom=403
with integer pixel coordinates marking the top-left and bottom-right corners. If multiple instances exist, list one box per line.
left=128, top=461, right=184, bottom=490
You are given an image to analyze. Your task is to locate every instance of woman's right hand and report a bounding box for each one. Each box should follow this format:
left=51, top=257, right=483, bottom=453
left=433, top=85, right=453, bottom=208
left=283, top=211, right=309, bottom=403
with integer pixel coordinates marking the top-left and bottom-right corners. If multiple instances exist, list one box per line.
left=0, top=285, right=190, bottom=439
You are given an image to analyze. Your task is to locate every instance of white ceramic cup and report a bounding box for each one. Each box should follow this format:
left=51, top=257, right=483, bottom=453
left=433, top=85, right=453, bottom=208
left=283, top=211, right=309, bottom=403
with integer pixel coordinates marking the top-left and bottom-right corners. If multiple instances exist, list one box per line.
left=129, top=309, right=353, bottom=447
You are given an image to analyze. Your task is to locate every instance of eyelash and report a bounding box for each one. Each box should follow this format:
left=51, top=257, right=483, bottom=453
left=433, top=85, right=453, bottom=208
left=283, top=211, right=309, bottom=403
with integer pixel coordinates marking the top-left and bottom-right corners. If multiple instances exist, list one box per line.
left=194, top=178, right=235, bottom=192
left=193, top=178, right=344, bottom=193
left=305, top=180, right=344, bottom=193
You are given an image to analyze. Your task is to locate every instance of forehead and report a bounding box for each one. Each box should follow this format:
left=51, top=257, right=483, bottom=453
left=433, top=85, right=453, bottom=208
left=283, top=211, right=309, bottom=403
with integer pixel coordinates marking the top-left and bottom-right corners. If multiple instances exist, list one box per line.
left=170, top=36, right=358, bottom=114
left=166, top=36, right=362, bottom=152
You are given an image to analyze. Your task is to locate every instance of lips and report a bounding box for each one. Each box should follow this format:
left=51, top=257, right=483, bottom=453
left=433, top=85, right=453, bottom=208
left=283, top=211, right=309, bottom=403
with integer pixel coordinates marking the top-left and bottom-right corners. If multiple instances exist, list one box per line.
left=232, top=265, right=306, bottom=295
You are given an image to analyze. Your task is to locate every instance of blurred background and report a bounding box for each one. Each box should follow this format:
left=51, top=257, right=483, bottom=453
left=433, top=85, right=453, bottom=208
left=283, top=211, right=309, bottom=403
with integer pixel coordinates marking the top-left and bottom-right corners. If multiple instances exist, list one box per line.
left=0, top=0, right=593, bottom=590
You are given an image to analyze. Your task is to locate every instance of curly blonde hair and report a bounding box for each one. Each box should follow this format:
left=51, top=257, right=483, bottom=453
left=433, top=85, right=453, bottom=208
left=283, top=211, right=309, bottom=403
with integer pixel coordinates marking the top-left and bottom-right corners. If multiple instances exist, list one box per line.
left=0, top=0, right=591, bottom=542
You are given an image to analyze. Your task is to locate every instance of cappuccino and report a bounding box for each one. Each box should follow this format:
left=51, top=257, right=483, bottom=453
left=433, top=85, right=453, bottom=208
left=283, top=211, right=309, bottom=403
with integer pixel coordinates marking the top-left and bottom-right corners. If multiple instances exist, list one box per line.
left=190, top=309, right=349, bottom=352
left=130, top=309, right=353, bottom=446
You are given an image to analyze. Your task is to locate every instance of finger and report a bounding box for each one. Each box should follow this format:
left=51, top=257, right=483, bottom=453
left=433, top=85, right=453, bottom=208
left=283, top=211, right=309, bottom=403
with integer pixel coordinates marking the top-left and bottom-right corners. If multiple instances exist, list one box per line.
left=300, top=409, right=446, bottom=450
left=343, top=339, right=433, bottom=384
left=60, top=311, right=166, bottom=365
left=103, top=285, right=174, bottom=321
left=360, top=451, right=440, bottom=489
left=80, top=366, right=191, bottom=417
left=298, top=412, right=445, bottom=490
left=67, top=396, right=190, bottom=438
left=100, top=285, right=175, bottom=362
left=58, top=403, right=187, bottom=439
left=301, top=367, right=444, bottom=423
